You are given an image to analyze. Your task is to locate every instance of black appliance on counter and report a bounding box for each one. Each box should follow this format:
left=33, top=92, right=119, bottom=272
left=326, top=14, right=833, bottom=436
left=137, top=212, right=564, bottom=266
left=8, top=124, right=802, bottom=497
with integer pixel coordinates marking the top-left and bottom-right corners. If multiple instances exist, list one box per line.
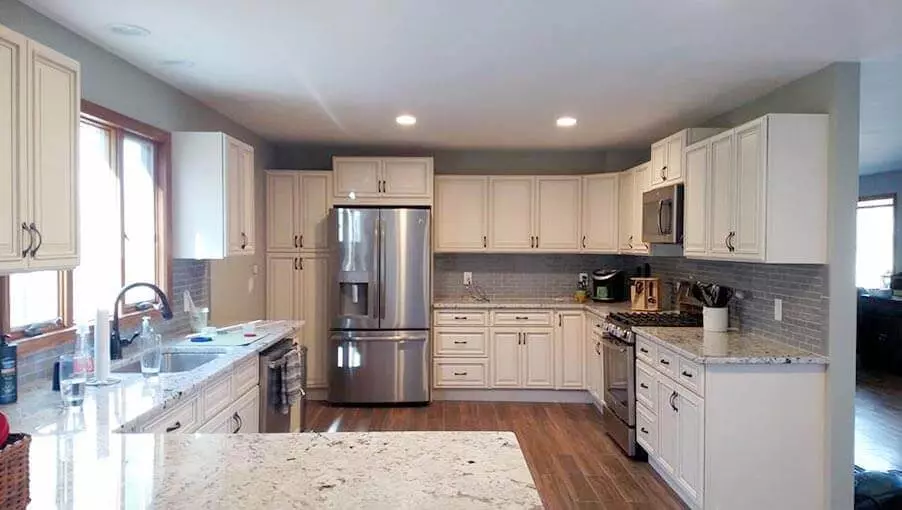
left=591, top=269, right=626, bottom=302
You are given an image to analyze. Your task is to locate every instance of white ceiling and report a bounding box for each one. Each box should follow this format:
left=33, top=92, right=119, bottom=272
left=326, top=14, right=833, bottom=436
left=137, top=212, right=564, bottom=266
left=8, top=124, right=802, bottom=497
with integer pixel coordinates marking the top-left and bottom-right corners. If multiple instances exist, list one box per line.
left=20, top=0, right=902, bottom=150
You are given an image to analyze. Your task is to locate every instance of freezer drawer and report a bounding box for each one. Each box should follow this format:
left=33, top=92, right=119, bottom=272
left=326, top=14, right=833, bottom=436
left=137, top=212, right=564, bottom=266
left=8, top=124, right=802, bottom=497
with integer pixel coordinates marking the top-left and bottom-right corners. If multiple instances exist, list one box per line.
left=327, top=331, right=430, bottom=404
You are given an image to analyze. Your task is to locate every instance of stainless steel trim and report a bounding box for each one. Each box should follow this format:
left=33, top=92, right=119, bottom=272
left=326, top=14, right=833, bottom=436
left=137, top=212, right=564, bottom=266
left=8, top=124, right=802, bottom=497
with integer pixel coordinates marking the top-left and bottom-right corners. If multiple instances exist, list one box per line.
left=379, top=216, right=386, bottom=320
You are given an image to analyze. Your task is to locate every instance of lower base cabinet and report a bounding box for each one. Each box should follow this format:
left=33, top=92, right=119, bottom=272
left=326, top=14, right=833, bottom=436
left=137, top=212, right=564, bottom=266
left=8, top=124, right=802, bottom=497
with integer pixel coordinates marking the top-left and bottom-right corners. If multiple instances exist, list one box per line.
left=197, top=386, right=260, bottom=433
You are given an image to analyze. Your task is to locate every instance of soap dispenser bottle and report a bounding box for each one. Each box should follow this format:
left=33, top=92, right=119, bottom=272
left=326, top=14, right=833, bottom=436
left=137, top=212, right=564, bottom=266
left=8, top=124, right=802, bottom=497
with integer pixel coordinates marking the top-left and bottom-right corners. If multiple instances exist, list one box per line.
left=0, top=334, right=17, bottom=404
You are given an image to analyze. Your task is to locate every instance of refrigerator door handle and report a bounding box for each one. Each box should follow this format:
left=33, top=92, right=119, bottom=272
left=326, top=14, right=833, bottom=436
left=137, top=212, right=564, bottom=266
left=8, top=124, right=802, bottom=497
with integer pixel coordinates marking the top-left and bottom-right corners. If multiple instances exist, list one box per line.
left=370, top=215, right=380, bottom=321
left=379, top=216, right=386, bottom=320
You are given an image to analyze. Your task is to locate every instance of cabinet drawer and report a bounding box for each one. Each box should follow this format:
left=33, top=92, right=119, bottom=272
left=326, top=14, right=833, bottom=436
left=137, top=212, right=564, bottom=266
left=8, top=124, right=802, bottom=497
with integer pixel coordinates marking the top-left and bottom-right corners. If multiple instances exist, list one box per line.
left=636, top=403, right=657, bottom=455
left=655, top=348, right=677, bottom=379
left=143, top=397, right=199, bottom=433
left=492, top=311, right=552, bottom=327
left=677, top=356, right=705, bottom=396
left=203, top=373, right=233, bottom=422
left=434, top=359, right=488, bottom=388
left=434, top=311, right=487, bottom=326
left=232, top=356, right=259, bottom=399
left=636, top=360, right=658, bottom=411
left=636, top=336, right=657, bottom=365
left=434, top=329, right=488, bottom=357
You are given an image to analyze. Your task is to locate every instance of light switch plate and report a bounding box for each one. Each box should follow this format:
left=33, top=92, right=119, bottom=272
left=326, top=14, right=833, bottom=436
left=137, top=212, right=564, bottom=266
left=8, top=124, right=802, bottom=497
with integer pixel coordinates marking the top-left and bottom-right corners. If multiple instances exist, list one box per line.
left=774, top=298, right=783, bottom=321
left=463, top=272, right=473, bottom=286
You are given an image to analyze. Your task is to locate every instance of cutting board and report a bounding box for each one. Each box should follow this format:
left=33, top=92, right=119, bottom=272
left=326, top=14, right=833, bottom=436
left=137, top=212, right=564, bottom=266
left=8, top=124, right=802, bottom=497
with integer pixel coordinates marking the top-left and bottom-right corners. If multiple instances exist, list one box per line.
left=178, top=329, right=271, bottom=347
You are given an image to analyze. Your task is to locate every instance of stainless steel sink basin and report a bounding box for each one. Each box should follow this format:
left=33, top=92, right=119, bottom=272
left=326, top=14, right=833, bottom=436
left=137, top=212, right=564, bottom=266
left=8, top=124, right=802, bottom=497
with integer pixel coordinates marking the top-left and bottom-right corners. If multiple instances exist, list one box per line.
left=112, top=352, right=224, bottom=374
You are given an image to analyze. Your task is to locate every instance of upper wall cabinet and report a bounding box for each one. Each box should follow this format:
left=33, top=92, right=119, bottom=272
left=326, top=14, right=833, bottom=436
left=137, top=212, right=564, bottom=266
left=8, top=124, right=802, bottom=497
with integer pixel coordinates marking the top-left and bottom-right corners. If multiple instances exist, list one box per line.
left=266, top=171, right=332, bottom=253
left=683, top=114, right=828, bottom=263
left=0, top=24, right=80, bottom=274
left=487, top=176, right=582, bottom=253
left=435, top=176, right=488, bottom=252
left=173, top=132, right=256, bottom=259
left=581, top=173, right=619, bottom=253
left=332, top=157, right=433, bottom=206
left=617, top=163, right=650, bottom=255
left=648, top=128, right=726, bottom=190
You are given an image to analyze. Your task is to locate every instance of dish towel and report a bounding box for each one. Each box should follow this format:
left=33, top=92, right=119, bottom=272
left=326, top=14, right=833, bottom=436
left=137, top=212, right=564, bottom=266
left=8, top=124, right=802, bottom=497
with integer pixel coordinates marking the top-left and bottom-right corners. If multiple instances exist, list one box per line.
left=279, top=347, right=306, bottom=415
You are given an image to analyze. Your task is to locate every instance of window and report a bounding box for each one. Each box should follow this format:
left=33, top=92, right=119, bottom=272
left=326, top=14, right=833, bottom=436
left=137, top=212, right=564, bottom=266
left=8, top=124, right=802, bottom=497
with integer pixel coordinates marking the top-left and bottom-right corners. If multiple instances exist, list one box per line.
left=0, top=101, right=171, bottom=341
left=856, top=195, right=896, bottom=290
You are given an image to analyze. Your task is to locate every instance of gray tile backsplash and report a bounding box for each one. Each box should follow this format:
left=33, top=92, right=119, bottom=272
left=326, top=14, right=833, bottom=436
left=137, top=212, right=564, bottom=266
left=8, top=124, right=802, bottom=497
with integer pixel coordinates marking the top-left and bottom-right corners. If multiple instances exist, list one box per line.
left=435, top=253, right=828, bottom=355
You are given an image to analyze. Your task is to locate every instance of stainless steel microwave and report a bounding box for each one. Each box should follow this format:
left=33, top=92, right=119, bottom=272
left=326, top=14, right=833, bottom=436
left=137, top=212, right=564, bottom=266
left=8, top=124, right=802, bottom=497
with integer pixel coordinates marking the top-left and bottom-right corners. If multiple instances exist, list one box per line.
left=642, top=184, right=683, bottom=244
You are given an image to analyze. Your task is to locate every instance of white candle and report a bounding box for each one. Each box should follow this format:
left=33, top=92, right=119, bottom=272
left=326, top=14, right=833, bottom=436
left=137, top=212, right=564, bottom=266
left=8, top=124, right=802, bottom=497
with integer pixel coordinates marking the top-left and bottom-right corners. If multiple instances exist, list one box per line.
left=94, top=308, right=110, bottom=381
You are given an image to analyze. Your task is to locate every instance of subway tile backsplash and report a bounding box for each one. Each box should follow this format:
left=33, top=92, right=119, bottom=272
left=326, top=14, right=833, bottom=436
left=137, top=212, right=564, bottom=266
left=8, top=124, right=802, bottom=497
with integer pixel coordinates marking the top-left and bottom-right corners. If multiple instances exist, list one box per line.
left=434, top=253, right=828, bottom=355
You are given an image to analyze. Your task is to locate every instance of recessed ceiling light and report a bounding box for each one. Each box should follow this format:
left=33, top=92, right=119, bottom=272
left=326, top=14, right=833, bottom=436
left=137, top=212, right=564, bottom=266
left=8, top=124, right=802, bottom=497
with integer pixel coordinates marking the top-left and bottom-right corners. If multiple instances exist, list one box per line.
left=396, top=114, right=417, bottom=126
left=556, top=116, right=578, bottom=128
left=159, top=59, right=195, bottom=68
left=107, top=23, right=151, bottom=37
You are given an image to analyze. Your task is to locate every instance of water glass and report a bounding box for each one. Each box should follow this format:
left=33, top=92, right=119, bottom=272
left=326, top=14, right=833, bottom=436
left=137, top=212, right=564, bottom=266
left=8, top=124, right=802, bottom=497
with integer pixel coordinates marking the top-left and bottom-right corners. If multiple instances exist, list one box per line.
left=141, top=333, right=163, bottom=377
left=59, top=353, right=87, bottom=407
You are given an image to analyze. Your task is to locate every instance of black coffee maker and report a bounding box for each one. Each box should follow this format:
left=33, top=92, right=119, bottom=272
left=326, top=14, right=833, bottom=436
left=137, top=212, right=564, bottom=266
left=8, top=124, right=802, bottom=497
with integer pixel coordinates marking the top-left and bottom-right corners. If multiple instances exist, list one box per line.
left=590, top=269, right=626, bottom=302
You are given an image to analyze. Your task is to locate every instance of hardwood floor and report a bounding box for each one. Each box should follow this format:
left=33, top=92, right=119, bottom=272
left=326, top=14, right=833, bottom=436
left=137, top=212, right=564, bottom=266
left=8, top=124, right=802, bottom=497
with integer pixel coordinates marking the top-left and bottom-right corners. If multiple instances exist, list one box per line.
left=306, top=401, right=686, bottom=509
left=856, top=370, right=902, bottom=471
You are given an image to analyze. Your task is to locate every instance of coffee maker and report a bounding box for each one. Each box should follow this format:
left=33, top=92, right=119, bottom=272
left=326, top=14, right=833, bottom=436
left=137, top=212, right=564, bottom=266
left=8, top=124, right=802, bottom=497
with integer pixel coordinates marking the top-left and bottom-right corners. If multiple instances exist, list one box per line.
left=591, top=269, right=626, bottom=302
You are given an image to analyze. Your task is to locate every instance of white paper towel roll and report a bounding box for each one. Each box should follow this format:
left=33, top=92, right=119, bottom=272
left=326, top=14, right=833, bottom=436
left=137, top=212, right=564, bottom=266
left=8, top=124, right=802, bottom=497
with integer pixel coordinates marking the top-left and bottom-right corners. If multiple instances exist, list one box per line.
left=94, top=308, right=111, bottom=381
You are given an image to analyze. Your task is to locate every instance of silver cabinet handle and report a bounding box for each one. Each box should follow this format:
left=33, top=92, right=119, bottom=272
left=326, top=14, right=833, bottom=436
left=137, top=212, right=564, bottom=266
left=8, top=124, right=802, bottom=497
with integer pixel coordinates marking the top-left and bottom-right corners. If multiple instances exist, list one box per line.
left=453, top=340, right=467, bottom=345
left=661, top=165, right=667, bottom=181
left=727, top=231, right=736, bottom=252
left=535, top=236, right=539, bottom=248
left=233, top=412, right=243, bottom=432
left=582, top=235, right=587, bottom=249
left=21, top=222, right=33, bottom=258
left=299, top=234, right=304, bottom=248
left=670, top=391, right=679, bottom=412
left=724, top=232, right=731, bottom=250
left=294, top=257, right=299, bottom=270
left=483, top=235, right=487, bottom=248
left=299, top=258, right=304, bottom=270
left=452, top=316, right=468, bottom=320
left=453, top=371, right=468, bottom=376
left=514, top=316, right=528, bottom=320
left=29, top=223, right=42, bottom=257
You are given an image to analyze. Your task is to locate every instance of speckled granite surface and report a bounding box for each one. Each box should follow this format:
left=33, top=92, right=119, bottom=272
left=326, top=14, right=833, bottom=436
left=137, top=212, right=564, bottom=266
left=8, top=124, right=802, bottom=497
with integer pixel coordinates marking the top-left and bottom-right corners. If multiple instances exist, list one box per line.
left=29, top=431, right=542, bottom=509
left=1, top=320, right=301, bottom=434
left=634, top=327, right=829, bottom=365
left=433, top=297, right=633, bottom=317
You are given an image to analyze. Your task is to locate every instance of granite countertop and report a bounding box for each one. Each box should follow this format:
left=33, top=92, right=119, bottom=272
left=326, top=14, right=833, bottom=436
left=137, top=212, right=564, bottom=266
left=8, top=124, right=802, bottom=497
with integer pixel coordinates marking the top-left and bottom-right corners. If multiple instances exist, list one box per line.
left=29, top=431, right=542, bottom=509
left=2, top=320, right=301, bottom=435
left=634, top=326, right=829, bottom=365
left=433, top=297, right=634, bottom=316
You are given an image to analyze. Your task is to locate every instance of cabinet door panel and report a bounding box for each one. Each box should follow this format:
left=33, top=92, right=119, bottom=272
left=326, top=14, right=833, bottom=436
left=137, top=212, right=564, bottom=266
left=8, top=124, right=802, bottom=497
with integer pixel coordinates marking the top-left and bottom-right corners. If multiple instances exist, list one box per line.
left=683, top=143, right=709, bottom=256
left=618, top=170, right=635, bottom=251
left=381, top=158, right=431, bottom=198
left=225, top=138, right=244, bottom=256
left=656, top=378, right=678, bottom=476
left=240, top=145, right=255, bottom=254
left=333, top=158, right=381, bottom=198
left=234, top=388, right=260, bottom=433
left=27, top=41, right=79, bottom=268
left=581, top=174, right=618, bottom=252
left=665, top=132, right=685, bottom=182
left=523, top=329, right=554, bottom=388
left=300, top=173, right=331, bottom=251
left=435, top=176, right=488, bottom=252
left=266, top=254, right=298, bottom=321
left=677, top=390, right=704, bottom=504
left=631, top=164, right=649, bottom=254
left=490, top=329, right=521, bottom=388
left=535, top=177, right=581, bottom=251
left=650, top=142, right=667, bottom=187
left=708, top=132, right=734, bottom=256
left=555, top=312, right=584, bottom=389
left=301, top=255, right=329, bottom=388
left=266, top=172, right=298, bottom=252
left=489, top=177, right=533, bottom=251
left=733, top=120, right=766, bottom=260
left=0, top=27, right=26, bottom=270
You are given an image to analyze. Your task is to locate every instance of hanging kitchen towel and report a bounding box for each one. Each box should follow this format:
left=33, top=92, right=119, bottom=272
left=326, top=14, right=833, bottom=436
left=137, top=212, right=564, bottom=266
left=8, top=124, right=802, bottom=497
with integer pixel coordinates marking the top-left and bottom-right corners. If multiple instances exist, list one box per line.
left=279, top=347, right=307, bottom=415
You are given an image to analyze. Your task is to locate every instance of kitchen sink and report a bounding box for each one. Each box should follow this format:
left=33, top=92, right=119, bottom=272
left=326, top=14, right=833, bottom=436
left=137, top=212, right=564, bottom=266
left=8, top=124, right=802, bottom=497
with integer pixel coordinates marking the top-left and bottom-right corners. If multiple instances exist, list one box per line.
left=112, top=352, right=224, bottom=374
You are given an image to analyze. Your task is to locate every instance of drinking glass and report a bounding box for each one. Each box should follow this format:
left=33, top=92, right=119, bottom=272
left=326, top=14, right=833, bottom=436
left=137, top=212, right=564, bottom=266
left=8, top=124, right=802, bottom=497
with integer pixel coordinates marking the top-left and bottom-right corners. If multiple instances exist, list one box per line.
left=59, top=353, right=88, bottom=407
left=141, top=333, right=163, bottom=376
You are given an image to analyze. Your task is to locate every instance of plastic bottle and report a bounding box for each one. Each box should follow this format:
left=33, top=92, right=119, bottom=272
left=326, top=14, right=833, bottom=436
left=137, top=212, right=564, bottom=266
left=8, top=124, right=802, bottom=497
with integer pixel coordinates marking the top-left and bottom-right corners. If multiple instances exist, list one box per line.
left=0, top=334, right=17, bottom=404
left=75, top=323, right=95, bottom=377
left=139, top=317, right=162, bottom=376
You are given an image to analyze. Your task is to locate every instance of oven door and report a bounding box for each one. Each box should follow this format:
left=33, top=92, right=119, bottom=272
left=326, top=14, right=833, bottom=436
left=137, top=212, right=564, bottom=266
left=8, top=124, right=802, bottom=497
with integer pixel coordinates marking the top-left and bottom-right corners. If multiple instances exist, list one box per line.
left=642, top=184, right=683, bottom=244
left=601, top=333, right=636, bottom=426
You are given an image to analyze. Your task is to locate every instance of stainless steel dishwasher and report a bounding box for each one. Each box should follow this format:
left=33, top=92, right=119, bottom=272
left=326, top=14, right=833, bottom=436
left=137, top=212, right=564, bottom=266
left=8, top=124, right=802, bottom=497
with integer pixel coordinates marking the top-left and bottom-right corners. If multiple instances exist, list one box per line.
left=259, top=338, right=306, bottom=433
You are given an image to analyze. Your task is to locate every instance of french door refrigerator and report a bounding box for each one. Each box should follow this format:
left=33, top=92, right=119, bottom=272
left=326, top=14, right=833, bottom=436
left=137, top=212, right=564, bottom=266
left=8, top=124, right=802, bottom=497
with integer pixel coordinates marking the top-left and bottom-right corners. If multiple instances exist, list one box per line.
left=327, top=207, right=431, bottom=404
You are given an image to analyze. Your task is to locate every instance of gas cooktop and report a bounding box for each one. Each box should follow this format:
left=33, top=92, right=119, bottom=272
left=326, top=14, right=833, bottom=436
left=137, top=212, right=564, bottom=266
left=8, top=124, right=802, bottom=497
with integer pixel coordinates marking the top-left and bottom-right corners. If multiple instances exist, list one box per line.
left=607, top=311, right=702, bottom=328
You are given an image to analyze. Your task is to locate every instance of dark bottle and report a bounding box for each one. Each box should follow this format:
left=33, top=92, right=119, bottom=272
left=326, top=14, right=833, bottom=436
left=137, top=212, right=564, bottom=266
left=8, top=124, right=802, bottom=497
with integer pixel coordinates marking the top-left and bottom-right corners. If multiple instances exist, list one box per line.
left=0, top=334, right=17, bottom=405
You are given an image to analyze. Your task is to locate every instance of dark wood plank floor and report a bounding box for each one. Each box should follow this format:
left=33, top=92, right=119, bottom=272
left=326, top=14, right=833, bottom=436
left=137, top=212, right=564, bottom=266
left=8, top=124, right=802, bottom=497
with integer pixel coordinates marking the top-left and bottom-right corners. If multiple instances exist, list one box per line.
left=306, top=401, right=685, bottom=509
left=856, top=370, right=902, bottom=471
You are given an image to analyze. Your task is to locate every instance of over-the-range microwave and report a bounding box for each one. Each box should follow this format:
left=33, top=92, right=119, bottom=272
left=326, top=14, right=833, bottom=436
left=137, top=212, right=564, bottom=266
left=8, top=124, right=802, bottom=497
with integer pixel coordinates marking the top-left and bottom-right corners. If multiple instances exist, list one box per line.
left=642, top=183, right=683, bottom=244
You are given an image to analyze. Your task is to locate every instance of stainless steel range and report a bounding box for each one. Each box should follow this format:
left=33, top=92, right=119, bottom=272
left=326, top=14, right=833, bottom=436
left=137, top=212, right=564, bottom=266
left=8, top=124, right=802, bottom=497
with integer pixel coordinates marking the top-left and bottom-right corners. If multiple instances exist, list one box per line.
left=601, top=311, right=701, bottom=457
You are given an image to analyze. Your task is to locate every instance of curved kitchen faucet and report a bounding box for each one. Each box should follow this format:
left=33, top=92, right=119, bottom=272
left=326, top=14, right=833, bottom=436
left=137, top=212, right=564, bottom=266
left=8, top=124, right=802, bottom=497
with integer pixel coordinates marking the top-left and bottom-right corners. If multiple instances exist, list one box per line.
left=110, top=283, right=174, bottom=360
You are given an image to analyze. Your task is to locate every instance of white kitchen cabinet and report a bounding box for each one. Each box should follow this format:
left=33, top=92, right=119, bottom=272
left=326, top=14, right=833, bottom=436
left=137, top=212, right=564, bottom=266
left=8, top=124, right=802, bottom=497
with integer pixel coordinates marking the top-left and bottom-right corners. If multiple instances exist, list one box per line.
left=535, top=177, right=581, bottom=251
left=197, top=386, right=260, bottom=434
left=555, top=311, right=584, bottom=389
left=585, top=318, right=604, bottom=407
left=682, top=142, right=709, bottom=256
left=648, top=128, right=725, bottom=189
left=0, top=24, right=81, bottom=274
left=676, top=389, right=704, bottom=503
left=489, top=326, right=554, bottom=389
left=686, top=114, right=828, bottom=264
left=522, top=329, right=554, bottom=388
left=580, top=174, right=619, bottom=253
left=332, top=157, right=433, bottom=205
left=631, top=163, right=649, bottom=254
left=490, top=329, right=521, bottom=388
left=173, top=132, right=256, bottom=259
left=434, top=176, right=488, bottom=252
left=656, top=377, right=679, bottom=477
left=617, top=168, right=635, bottom=252
left=488, top=177, right=534, bottom=251
left=266, top=171, right=332, bottom=253
left=266, top=253, right=329, bottom=388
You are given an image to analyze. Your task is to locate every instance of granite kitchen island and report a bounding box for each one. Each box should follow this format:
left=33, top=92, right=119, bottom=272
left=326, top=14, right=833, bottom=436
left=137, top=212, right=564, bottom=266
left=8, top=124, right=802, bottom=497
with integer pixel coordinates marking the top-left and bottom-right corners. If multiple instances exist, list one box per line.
left=29, top=431, right=542, bottom=509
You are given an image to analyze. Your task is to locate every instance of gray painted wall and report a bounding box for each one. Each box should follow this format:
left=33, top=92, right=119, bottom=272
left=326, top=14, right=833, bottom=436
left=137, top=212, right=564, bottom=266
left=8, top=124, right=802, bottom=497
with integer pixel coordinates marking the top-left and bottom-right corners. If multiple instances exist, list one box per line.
left=859, top=169, right=902, bottom=272
left=0, top=1, right=272, bottom=325
left=706, top=63, right=861, bottom=510
left=271, top=143, right=649, bottom=174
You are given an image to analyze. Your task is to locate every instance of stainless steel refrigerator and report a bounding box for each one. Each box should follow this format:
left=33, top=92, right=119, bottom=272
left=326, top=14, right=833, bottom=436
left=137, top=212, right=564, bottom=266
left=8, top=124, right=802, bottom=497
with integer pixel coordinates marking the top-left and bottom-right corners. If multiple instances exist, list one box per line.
left=327, top=207, right=431, bottom=404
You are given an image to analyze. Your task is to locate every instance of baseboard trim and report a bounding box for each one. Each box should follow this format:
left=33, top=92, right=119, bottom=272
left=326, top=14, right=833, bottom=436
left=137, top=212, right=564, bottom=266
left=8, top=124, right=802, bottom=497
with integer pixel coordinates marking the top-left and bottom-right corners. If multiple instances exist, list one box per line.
left=304, top=388, right=328, bottom=401
left=433, top=389, right=593, bottom=403
left=648, top=455, right=699, bottom=510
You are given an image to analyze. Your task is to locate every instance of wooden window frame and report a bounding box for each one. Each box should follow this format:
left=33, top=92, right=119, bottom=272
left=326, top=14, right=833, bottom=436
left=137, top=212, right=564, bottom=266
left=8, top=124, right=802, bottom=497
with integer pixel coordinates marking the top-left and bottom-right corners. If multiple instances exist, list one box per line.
left=0, top=100, right=172, bottom=355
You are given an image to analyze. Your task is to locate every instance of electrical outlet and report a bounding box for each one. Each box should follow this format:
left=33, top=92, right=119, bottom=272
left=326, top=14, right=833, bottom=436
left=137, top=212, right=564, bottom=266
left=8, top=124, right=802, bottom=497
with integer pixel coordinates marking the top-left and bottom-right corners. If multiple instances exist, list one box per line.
left=463, top=272, right=473, bottom=286
left=578, top=272, right=588, bottom=284
left=774, top=298, right=783, bottom=321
